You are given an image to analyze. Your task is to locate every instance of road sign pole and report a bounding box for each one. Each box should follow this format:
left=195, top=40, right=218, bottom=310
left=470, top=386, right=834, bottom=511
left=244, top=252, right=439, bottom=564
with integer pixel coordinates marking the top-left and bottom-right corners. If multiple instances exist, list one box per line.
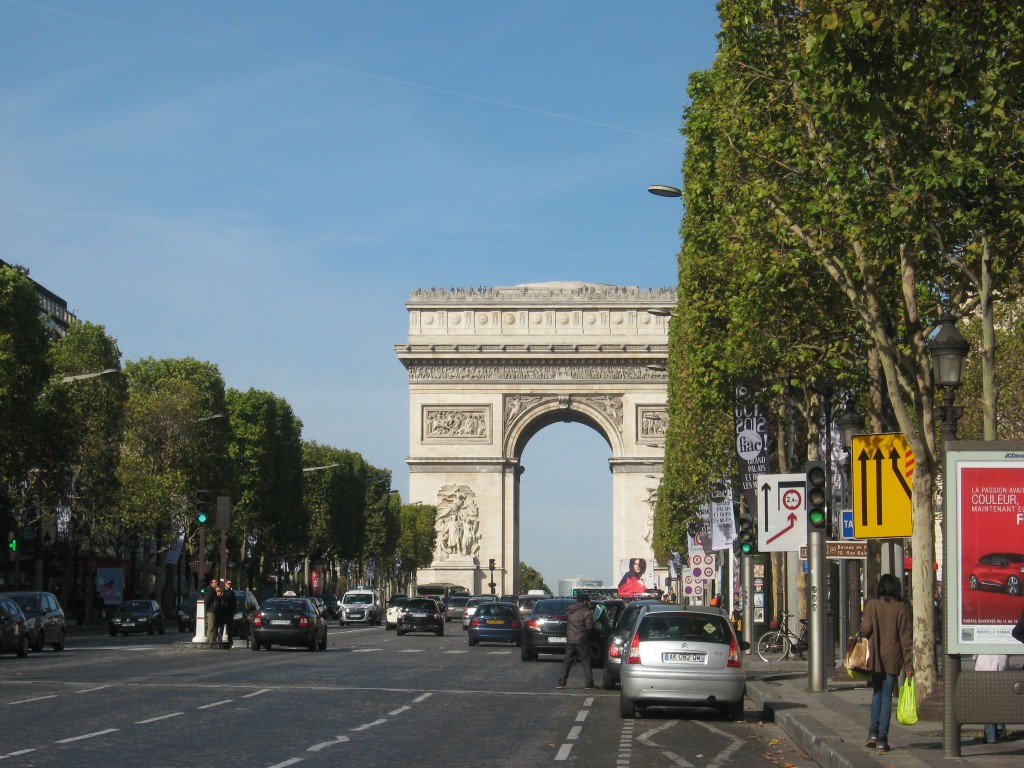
left=742, top=554, right=754, bottom=654
left=808, top=528, right=827, bottom=692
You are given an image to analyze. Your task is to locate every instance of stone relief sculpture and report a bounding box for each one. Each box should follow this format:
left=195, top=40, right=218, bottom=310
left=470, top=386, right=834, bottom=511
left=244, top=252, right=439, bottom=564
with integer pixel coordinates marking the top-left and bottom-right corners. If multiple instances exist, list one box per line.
left=639, top=408, right=669, bottom=438
left=503, top=395, right=546, bottom=426
left=424, top=408, right=488, bottom=439
left=434, top=484, right=481, bottom=561
left=576, top=395, right=623, bottom=428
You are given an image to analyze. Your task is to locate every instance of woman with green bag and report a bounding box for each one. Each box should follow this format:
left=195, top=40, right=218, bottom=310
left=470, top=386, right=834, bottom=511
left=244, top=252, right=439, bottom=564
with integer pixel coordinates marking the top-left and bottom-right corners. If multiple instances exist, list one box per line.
left=859, top=574, right=914, bottom=753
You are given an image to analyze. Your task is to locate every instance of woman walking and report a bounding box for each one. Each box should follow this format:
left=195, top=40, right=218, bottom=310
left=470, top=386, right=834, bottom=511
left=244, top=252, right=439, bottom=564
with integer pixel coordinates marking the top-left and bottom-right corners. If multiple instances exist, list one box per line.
left=859, top=573, right=914, bottom=752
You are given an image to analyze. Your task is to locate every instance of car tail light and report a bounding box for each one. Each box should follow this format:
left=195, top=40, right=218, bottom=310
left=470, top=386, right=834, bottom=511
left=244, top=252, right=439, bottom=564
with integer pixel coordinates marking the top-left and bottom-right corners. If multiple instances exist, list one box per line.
left=727, top=636, right=742, bottom=667
left=627, top=632, right=641, bottom=664
left=527, top=619, right=539, bottom=630
left=510, top=620, right=521, bottom=629
left=608, top=642, right=621, bottom=659
left=299, top=615, right=310, bottom=627
left=252, top=614, right=264, bottom=627
left=470, top=617, right=481, bottom=627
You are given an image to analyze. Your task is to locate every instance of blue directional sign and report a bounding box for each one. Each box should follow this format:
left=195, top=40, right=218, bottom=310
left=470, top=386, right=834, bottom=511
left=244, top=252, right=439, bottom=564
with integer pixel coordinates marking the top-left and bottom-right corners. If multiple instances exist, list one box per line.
left=841, top=509, right=854, bottom=540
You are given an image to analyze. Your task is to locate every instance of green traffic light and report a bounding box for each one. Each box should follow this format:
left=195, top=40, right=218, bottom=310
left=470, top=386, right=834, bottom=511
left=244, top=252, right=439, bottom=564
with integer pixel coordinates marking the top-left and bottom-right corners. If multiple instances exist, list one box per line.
left=808, top=508, right=826, bottom=527
left=197, top=511, right=209, bottom=524
left=7, top=538, right=15, bottom=552
left=740, top=541, right=753, bottom=554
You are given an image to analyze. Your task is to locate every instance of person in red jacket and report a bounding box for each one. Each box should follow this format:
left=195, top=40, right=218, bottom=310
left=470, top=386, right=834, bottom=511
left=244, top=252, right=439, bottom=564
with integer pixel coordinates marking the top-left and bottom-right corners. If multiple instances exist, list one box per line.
left=859, top=574, right=914, bottom=753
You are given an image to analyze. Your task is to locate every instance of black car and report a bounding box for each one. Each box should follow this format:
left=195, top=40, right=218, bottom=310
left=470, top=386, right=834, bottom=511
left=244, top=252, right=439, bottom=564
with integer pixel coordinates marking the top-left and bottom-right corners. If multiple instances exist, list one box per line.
left=250, top=597, right=328, bottom=651
left=110, top=599, right=165, bottom=636
left=396, top=597, right=445, bottom=636
left=520, top=597, right=622, bottom=666
left=320, top=593, right=341, bottom=620
left=0, top=595, right=29, bottom=658
left=2, top=591, right=66, bottom=651
left=177, top=589, right=260, bottom=639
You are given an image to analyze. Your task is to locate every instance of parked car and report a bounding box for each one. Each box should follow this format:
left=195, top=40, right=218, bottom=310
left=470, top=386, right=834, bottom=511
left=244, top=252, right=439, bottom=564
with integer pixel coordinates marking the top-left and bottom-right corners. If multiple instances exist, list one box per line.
left=468, top=601, right=522, bottom=646
left=444, top=595, right=469, bottom=623
left=618, top=607, right=748, bottom=721
left=3, top=591, right=66, bottom=651
left=320, top=593, right=342, bottom=620
left=461, top=595, right=498, bottom=630
left=177, top=589, right=259, bottom=639
left=396, top=597, right=445, bottom=636
left=0, top=595, right=29, bottom=658
left=110, top=599, right=165, bottom=636
left=968, top=552, right=1024, bottom=596
left=250, top=597, right=328, bottom=651
left=603, top=600, right=679, bottom=689
left=339, top=587, right=382, bottom=626
left=385, top=595, right=408, bottom=630
left=520, top=597, right=621, bottom=666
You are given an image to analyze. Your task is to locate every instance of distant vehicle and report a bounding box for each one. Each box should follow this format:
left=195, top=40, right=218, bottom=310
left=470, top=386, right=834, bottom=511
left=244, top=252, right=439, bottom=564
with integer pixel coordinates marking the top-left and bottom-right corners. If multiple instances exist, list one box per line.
left=515, top=594, right=549, bottom=620
left=520, top=597, right=621, bottom=666
left=603, top=600, right=679, bottom=689
left=462, top=595, right=498, bottom=630
left=415, top=583, right=469, bottom=601
left=110, top=600, right=165, bottom=636
left=250, top=597, right=328, bottom=651
left=339, top=588, right=382, bottom=626
left=0, top=595, right=29, bottom=657
left=445, top=595, right=469, bottom=623
left=968, top=553, right=1024, bottom=596
left=385, top=594, right=408, bottom=630
left=468, top=601, right=522, bottom=646
left=2, top=591, right=66, bottom=652
left=396, top=597, right=445, bottom=636
left=618, top=607, right=748, bottom=721
left=320, top=593, right=342, bottom=620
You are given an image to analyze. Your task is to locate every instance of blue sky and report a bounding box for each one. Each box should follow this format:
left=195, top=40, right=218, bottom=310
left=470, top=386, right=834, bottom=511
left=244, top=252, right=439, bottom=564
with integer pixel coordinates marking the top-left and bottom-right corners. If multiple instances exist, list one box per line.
left=1, top=1, right=721, bottom=589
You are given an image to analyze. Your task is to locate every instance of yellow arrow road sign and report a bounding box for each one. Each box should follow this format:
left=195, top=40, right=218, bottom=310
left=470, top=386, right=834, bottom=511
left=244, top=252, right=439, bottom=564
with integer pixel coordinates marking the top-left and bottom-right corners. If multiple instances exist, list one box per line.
left=851, top=433, right=913, bottom=538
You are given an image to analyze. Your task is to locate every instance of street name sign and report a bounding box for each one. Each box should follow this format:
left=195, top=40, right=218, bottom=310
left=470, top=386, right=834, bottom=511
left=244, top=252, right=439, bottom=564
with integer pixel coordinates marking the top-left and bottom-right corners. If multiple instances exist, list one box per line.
left=851, top=433, right=914, bottom=538
left=799, top=541, right=869, bottom=559
left=756, top=473, right=806, bottom=552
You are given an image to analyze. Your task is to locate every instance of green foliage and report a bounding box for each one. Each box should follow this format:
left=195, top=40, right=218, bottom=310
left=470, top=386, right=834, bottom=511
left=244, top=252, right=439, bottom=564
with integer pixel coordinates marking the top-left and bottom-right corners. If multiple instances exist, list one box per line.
left=518, top=562, right=550, bottom=594
left=396, top=503, right=437, bottom=575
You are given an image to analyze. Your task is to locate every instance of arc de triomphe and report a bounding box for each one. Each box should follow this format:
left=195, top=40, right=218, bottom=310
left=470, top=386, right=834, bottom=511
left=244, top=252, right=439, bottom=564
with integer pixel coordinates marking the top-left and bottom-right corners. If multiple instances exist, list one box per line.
left=395, top=282, right=672, bottom=595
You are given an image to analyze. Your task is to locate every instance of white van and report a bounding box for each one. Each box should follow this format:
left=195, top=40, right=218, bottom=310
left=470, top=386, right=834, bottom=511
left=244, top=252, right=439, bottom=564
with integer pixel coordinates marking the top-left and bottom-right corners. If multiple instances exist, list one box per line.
left=339, top=588, right=382, bottom=626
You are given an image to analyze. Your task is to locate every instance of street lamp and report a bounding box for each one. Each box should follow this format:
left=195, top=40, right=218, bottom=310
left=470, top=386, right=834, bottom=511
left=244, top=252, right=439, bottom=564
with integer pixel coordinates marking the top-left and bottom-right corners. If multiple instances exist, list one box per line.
left=927, top=314, right=970, bottom=442
left=302, top=464, right=341, bottom=473
left=648, top=184, right=682, bottom=198
left=835, top=398, right=865, bottom=454
left=60, top=368, right=120, bottom=383
left=195, top=413, right=227, bottom=422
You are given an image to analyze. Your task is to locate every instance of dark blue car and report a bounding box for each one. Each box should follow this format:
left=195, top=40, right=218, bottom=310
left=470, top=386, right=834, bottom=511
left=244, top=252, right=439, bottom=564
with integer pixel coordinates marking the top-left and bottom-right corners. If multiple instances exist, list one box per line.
left=467, top=601, right=522, bottom=646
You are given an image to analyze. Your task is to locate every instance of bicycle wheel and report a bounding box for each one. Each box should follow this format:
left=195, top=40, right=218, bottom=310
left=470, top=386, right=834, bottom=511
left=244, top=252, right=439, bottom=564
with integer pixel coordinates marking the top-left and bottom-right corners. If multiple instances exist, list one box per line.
left=757, top=630, right=790, bottom=663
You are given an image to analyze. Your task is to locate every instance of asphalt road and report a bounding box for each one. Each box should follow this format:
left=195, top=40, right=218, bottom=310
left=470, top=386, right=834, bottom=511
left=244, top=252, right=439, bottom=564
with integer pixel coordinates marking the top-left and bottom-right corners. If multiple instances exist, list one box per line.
left=0, top=623, right=817, bottom=768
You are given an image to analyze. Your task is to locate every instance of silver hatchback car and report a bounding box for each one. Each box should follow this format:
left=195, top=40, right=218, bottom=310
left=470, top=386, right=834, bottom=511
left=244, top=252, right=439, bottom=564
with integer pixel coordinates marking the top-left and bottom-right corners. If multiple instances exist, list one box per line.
left=618, top=607, right=748, bottom=721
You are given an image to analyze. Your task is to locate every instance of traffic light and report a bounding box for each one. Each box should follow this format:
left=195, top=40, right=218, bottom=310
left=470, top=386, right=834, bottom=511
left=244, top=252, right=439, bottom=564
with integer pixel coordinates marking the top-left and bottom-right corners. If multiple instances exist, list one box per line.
left=6, top=532, right=15, bottom=558
left=805, top=461, right=828, bottom=532
left=195, top=490, right=212, bottom=526
left=737, top=512, right=755, bottom=555
left=488, top=558, right=496, bottom=570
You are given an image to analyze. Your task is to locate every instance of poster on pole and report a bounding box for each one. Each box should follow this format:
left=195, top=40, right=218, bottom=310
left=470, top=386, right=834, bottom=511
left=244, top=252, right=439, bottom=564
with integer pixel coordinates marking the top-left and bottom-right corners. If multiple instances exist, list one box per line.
left=944, top=442, right=1024, bottom=654
left=734, top=383, right=769, bottom=516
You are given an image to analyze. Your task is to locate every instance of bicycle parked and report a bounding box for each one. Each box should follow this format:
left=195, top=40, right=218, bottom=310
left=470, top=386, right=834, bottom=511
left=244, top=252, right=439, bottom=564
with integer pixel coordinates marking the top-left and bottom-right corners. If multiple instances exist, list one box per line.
left=757, top=611, right=808, bottom=662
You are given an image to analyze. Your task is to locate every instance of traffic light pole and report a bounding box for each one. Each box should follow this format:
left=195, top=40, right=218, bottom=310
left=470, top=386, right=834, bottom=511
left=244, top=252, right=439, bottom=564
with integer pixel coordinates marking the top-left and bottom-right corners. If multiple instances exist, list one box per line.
left=807, top=527, right=827, bottom=692
left=191, top=525, right=207, bottom=643
left=742, top=553, right=754, bottom=654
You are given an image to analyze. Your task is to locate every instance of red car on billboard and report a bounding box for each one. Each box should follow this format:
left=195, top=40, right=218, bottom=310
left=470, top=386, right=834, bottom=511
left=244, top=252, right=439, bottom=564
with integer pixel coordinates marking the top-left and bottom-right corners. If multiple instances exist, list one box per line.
left=968, top=553, right=1024, bottom=597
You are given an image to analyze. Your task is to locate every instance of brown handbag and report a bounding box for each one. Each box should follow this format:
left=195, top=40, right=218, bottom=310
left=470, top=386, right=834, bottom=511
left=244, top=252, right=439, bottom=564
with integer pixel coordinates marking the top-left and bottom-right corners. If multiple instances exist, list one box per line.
left=844, top=635, right=870, bottom=672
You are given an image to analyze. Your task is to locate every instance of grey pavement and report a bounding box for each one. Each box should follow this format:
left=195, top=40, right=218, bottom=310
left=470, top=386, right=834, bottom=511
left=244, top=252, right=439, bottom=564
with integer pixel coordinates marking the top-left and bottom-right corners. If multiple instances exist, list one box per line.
left=745, top=655, right=1024, bottom=768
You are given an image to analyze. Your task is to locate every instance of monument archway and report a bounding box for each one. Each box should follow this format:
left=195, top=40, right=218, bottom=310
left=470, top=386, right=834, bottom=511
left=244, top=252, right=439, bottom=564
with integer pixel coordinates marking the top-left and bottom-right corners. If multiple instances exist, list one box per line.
left=395, top=282, right=672, bottom=595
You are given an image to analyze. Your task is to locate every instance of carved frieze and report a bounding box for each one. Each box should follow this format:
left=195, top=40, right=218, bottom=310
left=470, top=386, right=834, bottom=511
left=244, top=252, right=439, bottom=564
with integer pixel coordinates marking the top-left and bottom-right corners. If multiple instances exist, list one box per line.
left=637, top=406, right=669, bottom=441
left=576, top=395, right=623, bottom=429
left=422, top=406, right=491, bottom=443
left=408, top=362, right=666, bottom=382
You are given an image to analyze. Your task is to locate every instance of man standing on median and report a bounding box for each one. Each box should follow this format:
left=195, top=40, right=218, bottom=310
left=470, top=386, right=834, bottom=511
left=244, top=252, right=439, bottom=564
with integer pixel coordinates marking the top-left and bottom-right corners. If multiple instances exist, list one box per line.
left=556, top=593, right=596, bottom=689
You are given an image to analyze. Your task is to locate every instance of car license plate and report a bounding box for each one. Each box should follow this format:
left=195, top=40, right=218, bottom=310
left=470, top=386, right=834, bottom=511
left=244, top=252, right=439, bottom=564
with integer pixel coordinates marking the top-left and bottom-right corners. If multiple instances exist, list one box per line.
left=413, top=612, right=428, bottom=617
left=270, top=620, right=291, bottom=626
left=486, top=619, right=503, bottom=625
left=550, top=636, right=566, bottom=644
left=664, top=651, right=705, bottom=662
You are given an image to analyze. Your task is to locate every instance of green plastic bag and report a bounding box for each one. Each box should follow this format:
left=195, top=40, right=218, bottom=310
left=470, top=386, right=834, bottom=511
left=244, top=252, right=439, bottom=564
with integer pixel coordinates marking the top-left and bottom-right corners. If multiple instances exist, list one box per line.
left=897, top=677, right=918, bottom=725
left=847, top=666, right=870, bottom=681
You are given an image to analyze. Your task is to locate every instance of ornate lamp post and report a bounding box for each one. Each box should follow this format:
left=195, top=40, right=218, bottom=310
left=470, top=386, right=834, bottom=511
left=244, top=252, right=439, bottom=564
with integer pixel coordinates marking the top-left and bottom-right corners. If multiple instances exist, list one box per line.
left=926, top=313, right=969, bottom=758
left=927, top=314, right=970, bottom=442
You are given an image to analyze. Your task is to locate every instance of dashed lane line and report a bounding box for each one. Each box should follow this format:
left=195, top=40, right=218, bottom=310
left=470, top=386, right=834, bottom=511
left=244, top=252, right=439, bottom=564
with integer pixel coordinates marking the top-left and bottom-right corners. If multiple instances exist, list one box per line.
left=135, top=712, right=183, bottom=724
left=55, top=728, right=119, bottom=743
left=554, top=694, right=595, bottom=761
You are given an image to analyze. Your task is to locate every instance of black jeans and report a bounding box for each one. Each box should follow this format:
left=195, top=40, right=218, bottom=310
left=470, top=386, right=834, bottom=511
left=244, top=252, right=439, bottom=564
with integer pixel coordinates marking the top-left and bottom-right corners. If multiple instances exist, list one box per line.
left=559, top=641, right=593, bottom=686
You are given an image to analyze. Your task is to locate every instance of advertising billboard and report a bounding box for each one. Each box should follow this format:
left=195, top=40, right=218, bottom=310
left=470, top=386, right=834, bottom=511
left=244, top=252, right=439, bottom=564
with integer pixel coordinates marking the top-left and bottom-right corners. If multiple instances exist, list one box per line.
left=945, top=442, right=1024, bottom=654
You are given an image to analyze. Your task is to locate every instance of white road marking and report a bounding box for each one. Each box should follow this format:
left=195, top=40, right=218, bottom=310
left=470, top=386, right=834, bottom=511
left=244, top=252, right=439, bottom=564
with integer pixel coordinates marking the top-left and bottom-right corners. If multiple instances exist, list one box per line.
left=567, top=725, right=582, bottom=740
left=575, top=710, right=588, bottom=722
left=353, top=648, right=383, bottom=653
left=55, top=728, right=118, bottom=743
left=135, top=712, right=183, bottom=724
left=307, top=736, right=350, bottom=752
left=388, top=705, right=411, bottom=716
left=555, top=743, right=574, bottom=760
left=443, top=650, right=468, bottom=654
left=266, top=759, right=304, bottom=767
left=351, top=718, right=387, bottom=731
left=8, top=694, right=58, bottom=705
left=244, top=689, right=272, bottom=698
left=413, top=693, right=432, bottom=703
left=1, top=749, right=36, bottom=758
left=198, top=699, right=233, bottom=709
left=398, top=649, right=425, bottom=653
left=74, top=685, right=112, bottom=694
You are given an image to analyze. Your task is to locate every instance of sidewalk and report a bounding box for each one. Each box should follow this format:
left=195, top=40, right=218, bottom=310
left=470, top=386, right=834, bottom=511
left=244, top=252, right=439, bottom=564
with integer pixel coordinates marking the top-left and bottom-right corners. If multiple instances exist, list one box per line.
left=745, top=657, right=1024, bottom=768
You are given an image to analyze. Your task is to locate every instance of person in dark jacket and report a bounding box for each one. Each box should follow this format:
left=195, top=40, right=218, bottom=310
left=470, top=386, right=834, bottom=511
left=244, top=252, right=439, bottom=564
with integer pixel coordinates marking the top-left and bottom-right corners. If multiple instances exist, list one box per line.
left=221, top=580, right=237, bottom=647
left=859, top=573, right=914, bottom=753
left=204, top=578, right=221, bottom=643
left=556, top=593, right=596, bottom=689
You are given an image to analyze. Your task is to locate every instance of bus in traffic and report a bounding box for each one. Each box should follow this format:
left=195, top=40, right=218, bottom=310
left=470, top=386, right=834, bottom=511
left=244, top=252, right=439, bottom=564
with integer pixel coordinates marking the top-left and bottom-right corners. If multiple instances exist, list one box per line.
left=415, top=583, right=469, bottom=600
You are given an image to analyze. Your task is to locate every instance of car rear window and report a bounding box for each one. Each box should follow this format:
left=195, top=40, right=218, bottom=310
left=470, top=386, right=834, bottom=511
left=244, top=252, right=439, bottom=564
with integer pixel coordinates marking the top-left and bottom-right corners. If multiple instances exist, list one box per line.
left=405, top=599, right=436, bottom=610
left=477, top=604, right=517, bottom=617
left=447, top=597, right=468, bottom=607
left=639, top=614, right=731, bottom=643
left=532, top=599, right=573, bottom=616
left=344, top=593, right=373, bottom=605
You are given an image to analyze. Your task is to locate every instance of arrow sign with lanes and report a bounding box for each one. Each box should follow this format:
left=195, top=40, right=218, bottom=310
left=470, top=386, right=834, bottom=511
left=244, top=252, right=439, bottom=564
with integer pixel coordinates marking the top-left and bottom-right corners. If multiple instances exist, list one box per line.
left=851, top=432, right=914, bottom=538
left=756, top=473, right=807, bottom=552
